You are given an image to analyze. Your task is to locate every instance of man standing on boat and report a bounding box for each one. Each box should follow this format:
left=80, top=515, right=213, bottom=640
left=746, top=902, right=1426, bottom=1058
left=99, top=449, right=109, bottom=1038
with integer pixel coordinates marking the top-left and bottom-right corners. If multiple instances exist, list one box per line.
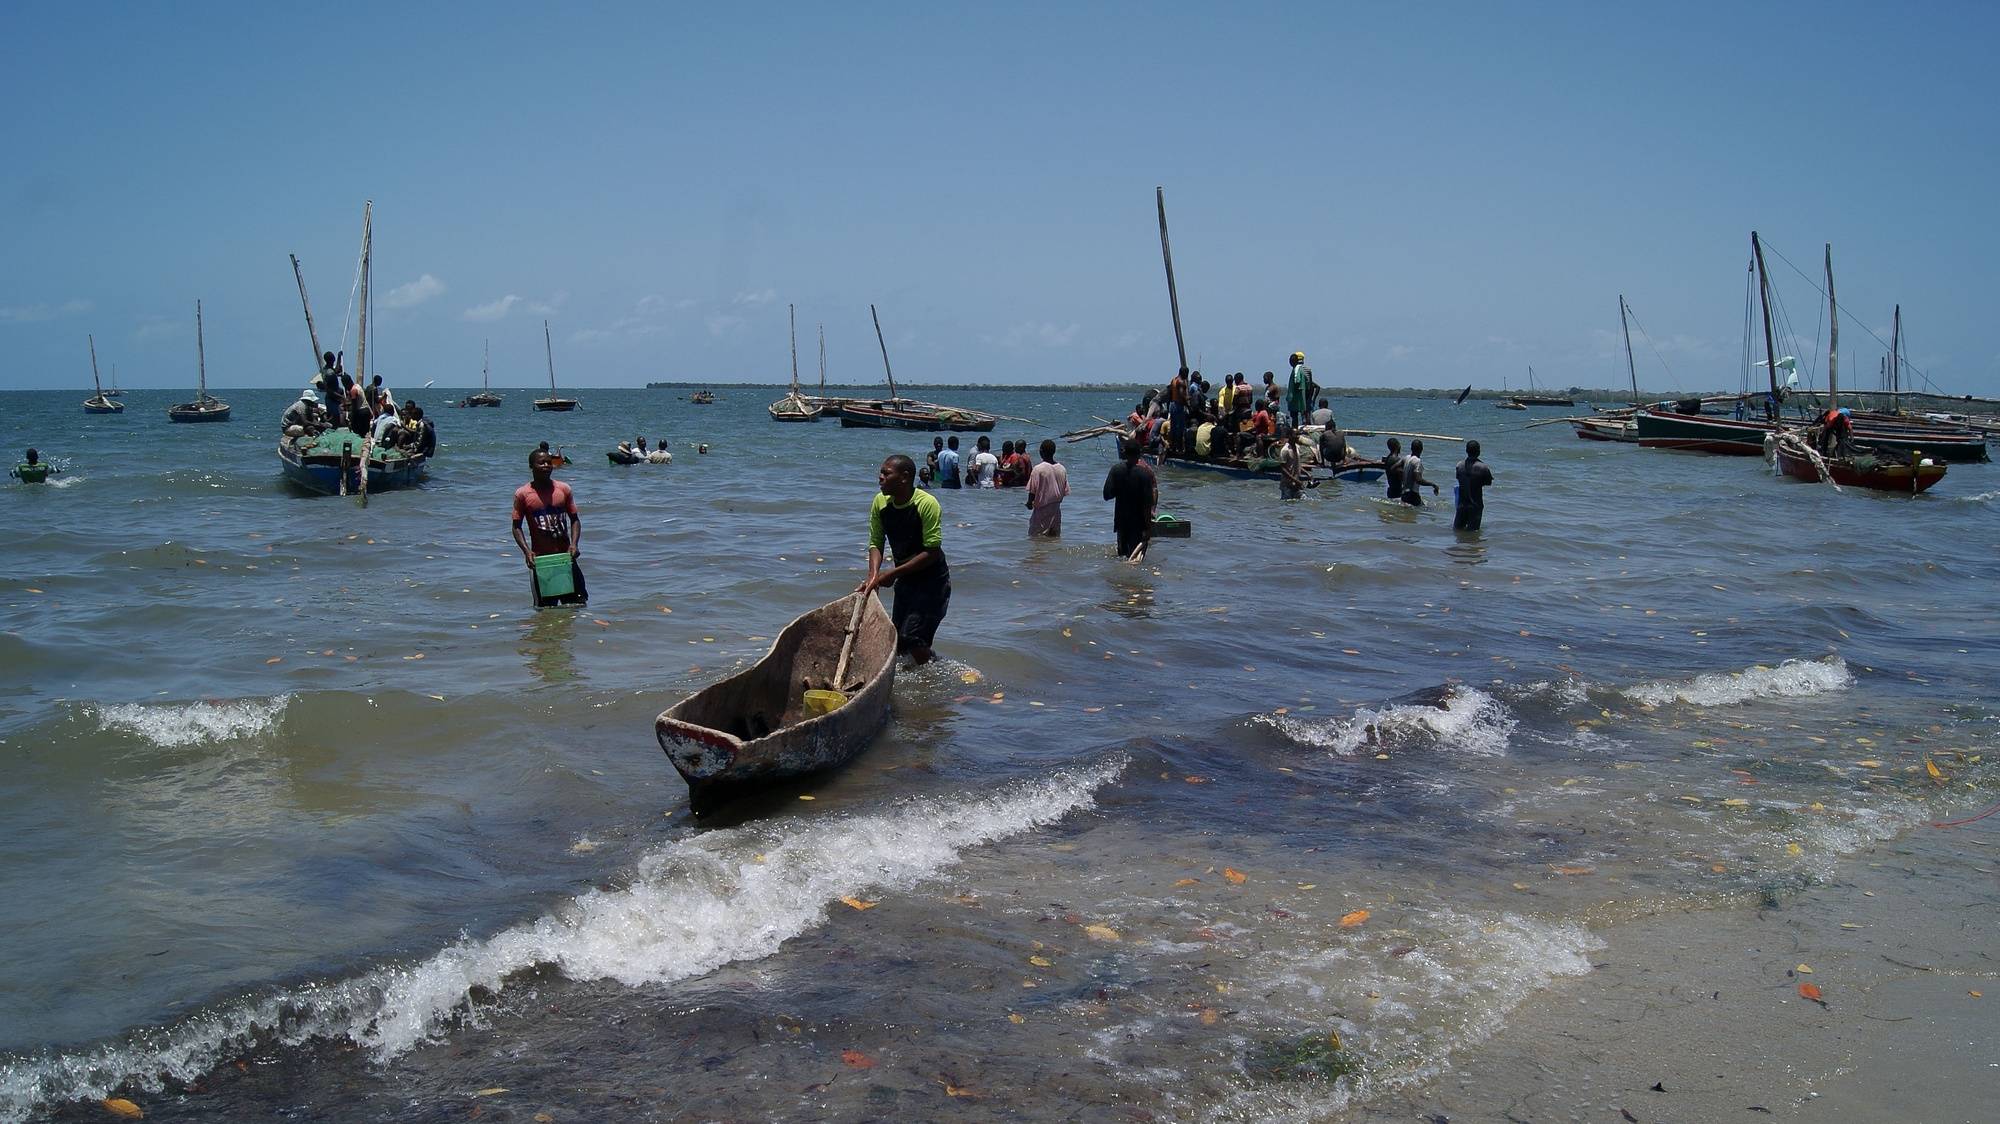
left=513, top=449, right=587, bottom=608
left=858, top=454, right=949, bottom=665
left=1286, top=352, right=1313, bottom=429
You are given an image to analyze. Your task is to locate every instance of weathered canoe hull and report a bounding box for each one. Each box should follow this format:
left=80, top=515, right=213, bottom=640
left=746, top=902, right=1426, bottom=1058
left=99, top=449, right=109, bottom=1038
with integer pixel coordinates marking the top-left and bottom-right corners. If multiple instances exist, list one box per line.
left=837, top=402, right=997, bottom=431
left=1635, top=407, right=1769, bottom=455
left=533, top=398, right=579, bottom=412
left=656, top=593, right=897, bottom=807
left=1773, top=445, right=1946, bottom=493
left=1571, top=418, right=1638, bottom=442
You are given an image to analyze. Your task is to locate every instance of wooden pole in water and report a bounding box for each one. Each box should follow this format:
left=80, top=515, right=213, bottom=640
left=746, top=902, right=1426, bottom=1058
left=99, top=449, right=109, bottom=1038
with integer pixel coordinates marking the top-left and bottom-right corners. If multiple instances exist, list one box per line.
left=817, top=323, right=826, bottom=393
left=1156, top=187, right=1188, bottom=372
left=195, top=299, right=207, bottom=401
left=544, top=320, right=557, bottom=395
left=355, top=202, right=372, bottom=384
left=1619, top=295, right=1639, bottom=405
left=788, top=303, right=800, bottom=397
left=870, top=304, right=899, bottom=402
left=1750, top=232, right=1780, bottom=413
left=291, top=254, right=323, bottom=370
left=1824, top=244, right=1838, bottom=408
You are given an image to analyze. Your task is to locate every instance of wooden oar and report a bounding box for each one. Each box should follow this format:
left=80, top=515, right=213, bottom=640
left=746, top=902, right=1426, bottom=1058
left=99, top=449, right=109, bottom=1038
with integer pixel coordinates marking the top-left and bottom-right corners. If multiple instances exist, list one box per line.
left=831, top=592, right=868, bottom=691
left=1343, top=428, right=1466, bottom=443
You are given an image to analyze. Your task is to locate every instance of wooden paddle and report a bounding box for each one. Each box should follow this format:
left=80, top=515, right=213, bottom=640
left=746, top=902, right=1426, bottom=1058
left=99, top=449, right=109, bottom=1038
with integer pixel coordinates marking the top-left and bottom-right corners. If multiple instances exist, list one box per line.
left=831, top=592, right=868, bottom=691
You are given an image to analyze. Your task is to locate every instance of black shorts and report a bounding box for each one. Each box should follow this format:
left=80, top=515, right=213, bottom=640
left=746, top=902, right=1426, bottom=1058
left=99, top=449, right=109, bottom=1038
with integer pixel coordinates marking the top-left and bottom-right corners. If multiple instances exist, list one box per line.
left=1453, top=504, right=1483, bottom=531
left=891, top=573, right=950, bottom=652
left=1116, top=526, right=1149, bottom=558
left=532, top=559, right=589, bottom=608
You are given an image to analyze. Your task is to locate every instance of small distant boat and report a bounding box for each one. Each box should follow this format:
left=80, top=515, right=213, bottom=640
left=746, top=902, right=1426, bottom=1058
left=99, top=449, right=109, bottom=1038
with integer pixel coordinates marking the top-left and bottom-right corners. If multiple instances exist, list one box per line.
left=1568, top=296, right=1643, bottom=442
left=103, top=364, right=122, bottom=397
left=1496, top=399, right=1528, bottom=411
left=167, top=300, right=230, bottom=423
left=770, top=305, right=823, bottom=422
left=458, top=341, right=502, bottom=407
left=82, top=335, right=124, bottom=414
left=534, top=320, right=578, bottom=411
left=1510, top=366, right=1573, bottom=407
left=690, top=389, right=717, bottom=405
left=655, top=593, right=897, bottom=810
left=833, top=304, right=998, bottom=431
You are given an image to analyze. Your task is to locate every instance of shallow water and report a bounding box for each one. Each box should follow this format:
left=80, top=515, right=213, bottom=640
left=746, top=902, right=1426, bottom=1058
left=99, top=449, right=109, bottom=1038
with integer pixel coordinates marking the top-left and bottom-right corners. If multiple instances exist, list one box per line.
left=2, top=386, right=1996, bottom=1121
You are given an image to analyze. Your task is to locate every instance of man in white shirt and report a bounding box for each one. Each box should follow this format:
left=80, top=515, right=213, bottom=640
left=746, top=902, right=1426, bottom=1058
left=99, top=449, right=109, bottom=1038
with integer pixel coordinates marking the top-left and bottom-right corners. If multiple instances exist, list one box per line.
left=970, top=435, right=1000, bottom=488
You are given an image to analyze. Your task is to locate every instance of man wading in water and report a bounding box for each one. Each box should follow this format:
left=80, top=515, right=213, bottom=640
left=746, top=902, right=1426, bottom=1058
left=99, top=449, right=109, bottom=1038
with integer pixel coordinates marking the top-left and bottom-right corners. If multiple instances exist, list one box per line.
left=513, top=449, right=587, bottom=607
left=857, top=454, right=949, bottom=665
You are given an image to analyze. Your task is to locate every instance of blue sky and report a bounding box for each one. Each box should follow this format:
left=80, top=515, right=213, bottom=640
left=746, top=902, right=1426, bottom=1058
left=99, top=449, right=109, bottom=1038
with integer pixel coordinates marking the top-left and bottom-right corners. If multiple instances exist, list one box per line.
left=3, top=2, right=1996, bottom=395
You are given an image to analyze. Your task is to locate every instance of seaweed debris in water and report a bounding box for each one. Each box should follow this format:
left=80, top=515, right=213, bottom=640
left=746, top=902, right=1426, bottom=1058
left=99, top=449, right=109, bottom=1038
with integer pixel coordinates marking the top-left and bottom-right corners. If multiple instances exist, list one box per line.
left=1244, top=1029, right=1364, bottom=1083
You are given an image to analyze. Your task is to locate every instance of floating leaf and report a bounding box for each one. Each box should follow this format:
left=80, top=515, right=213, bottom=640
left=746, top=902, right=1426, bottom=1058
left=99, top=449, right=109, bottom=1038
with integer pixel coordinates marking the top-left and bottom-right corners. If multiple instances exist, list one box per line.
left=25, top=588, right=43, bottom=594
left=1296, top=883, right=1316, bottom=891
left=1796, top=964, right=1813, bottom=974
left=1083, top=923, right=1121, bottom=942
left=1720, top=798, right=1750, bottom=807
left=264, top=656, right=283, bottom=665
left=841, top=1049, right=877, bottom=1069
left=1338, top=909, right=1371, bottom=928
left=1184, top=775, right=1207, bottom=784
left=1856, top=760, right=1882, bottom=768
left=1972, top=990, right=1984, bottom=999
left=101, top=1100, right=142, bottom=1120
left=1198, top=1007, right=1219, bottom=1026
left=938, top=1078, right=977, bottom=1098
left=1551, top=865, right=1595, bottom=876
left=475, top=1088, right=508, bottom=1097
left=838, top=897, right=876, bottom=911
left=798, top=794, right=816, bottom=801
left=1786, top=842, right=1803, bottom=856
left=403, top=652, right=426, bottom=660
left=959, top=669, right=982, bottom=684
left=1926, top=758, right=1944, bottom=779
left=1173, top=877, right=1200, bottom=887
left=1223, top=868, right=1247, bottom=885
left=1028, top=955, right=1053, bottom=967
left=1798, top=982, right=1823, bottom=1002
left=1008, top=1012, right=1025, bottom=1024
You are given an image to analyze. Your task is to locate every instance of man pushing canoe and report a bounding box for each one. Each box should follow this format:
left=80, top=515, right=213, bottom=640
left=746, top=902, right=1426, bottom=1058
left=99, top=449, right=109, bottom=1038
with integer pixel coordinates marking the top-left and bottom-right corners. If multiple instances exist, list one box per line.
left=856, top=454, right=949, bottom=665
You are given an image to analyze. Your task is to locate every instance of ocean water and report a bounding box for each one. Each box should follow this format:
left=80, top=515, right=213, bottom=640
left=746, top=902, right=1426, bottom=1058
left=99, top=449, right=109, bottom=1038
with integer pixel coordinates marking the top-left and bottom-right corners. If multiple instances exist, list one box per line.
left=1, top=386, right=1996, bottom=1121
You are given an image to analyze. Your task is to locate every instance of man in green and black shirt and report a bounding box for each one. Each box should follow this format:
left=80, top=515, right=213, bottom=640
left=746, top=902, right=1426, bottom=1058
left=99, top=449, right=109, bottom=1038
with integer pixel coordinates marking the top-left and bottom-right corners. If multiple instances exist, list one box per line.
left=857, top=454, right=950, bottom=664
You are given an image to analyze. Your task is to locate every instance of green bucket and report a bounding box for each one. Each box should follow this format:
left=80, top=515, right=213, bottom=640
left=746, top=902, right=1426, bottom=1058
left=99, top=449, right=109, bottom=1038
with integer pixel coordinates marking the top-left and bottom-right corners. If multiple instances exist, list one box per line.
left=532, top=553, right=575, bottom=600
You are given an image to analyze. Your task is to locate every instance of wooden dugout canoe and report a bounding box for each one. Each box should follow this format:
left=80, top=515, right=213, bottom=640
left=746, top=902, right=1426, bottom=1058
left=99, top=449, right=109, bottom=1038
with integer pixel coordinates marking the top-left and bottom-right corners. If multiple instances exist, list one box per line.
left=655, top=592, right=897, bottom=808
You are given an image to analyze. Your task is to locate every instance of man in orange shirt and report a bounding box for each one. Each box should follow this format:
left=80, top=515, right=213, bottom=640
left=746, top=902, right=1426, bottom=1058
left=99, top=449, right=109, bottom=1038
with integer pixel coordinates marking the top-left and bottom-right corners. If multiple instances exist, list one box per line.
left=512, top=449, right=587, bottom=607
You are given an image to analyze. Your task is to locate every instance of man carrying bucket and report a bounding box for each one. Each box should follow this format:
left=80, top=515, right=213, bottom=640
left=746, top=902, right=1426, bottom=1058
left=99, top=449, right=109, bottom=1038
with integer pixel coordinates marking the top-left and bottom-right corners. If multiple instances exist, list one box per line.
left=513, top=448, right=587, bottom=608
left=857, top=454, right=948, bottom=665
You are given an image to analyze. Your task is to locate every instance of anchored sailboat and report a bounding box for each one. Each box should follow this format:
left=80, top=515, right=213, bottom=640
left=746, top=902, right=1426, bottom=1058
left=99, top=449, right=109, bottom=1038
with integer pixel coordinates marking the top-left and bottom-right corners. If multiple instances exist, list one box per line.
left=534, top=320, right=578, bottom=411
left=167, top=301, right=230, bottom=422
left=82, top=335, right=123, bottom=414
left=769, top=304, right=822, bottom=421
left=459, top=341, right=502, bottom=407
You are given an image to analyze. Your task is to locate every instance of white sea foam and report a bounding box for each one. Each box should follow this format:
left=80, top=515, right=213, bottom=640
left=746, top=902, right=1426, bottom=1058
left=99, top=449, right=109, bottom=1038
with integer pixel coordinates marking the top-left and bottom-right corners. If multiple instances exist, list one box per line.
left=0, top=757, right=1126, bottom=1123
left=1205, top=909, right=1602, bottom=1121
left=1955, top=489, right=2000, bottom=504
left=1622, top=655, right=1852, bottom=708
left=1259, top=687, right=1515, bottom=757
left=90, top=696, right=291, bottom=748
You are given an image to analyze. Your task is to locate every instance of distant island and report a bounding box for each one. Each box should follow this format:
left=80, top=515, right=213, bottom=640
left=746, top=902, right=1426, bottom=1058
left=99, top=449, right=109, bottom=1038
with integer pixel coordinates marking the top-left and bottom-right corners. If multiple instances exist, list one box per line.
left=642, top=381, right=1697, bottom=404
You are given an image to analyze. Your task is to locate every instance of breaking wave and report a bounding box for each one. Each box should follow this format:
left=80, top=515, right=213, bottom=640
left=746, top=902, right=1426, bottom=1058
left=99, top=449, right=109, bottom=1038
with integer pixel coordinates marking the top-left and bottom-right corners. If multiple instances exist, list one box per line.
left=1622, top=656, right=1852, bottom=708
left=89, top=695, right=292, bottom=748
left=0, top=757, right=1127, bottom=1123
left=1258, top=687, right=1515, bottom=757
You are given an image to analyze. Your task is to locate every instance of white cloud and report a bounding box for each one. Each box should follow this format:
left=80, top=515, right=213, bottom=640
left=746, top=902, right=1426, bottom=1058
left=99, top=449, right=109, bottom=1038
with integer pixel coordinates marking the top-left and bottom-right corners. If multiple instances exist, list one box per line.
left=733, top=288, right=776, bottom=306
left=0, top=298, right=91, bottom=323
left=675, top=297, right=699, bottom=310
left=571, top=328, right=614, bottom=345
left=382, top=274, right=446, bottom=309
left=706, top=312, right=745, bottom=337
left=1000, top=321, right=1081, bottom=349
left=1384, top=344, right=1416, bottom=361
left=1112, top=329, right=1143, bottom=350
left=463, top=294, right=522, bottom=322
left=135, top=314, right=181, bottom=340
left=529, top=291, right=568, bottom=316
